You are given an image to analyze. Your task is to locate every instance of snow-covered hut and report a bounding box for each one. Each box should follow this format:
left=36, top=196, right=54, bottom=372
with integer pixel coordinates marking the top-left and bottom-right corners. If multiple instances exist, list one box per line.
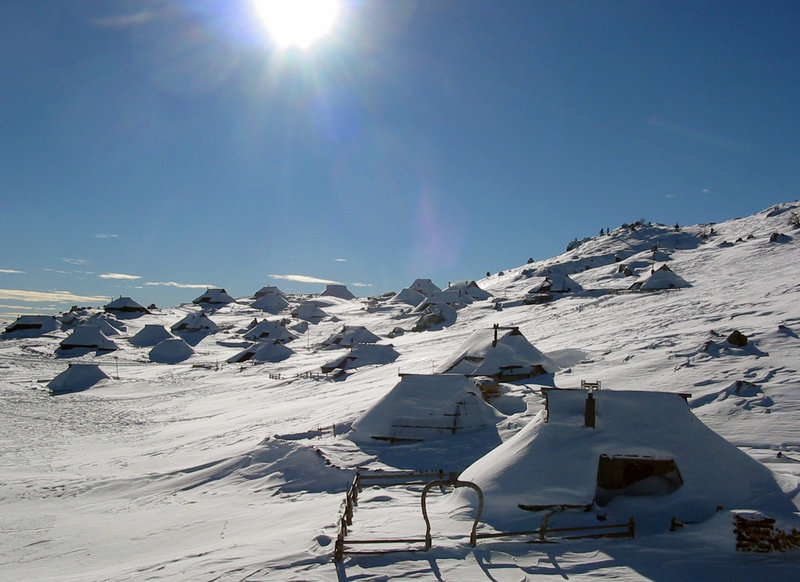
left=104, top=297, right=149, bottom=317
left=320, top=344, right=399, bottom=374
left=349, top=374, right=502, bottom=443
left=527, top=273, right=583, bottom=294
left=243, top=320, right=295, bottom=343
left=227, top=341, right=293, bottom=364
left=48, top=363, right=109, bottom=394
left=171, top=312, right=219, bottom=334
left=149, top=338, right=194, bottom=364
left=2, top=315, right=58, bottom=339
left=84, top=313, right=126, bottom=335
left=251, top=293, right=289, bottom=314
left=391, top=288, right=425, bottom=307
left=254, top=285, right=284, bottom=298
left=629, top=264, right=691, bottom=291
left=192, top=288, right=234, bottom=306
left=321, top=325, right=380, bottom=349
left=291, top=302, right=327, bottom=323
left=409, top=278, right=442, bottom=296
left=320, top=284, right=355, bottom=300
left=59, top=326, right=118, bottom=352
left=436, top=325, right=557, bottom=380
left=444, top=280, right=492, bottom=301
left=418, top=290, right=474, bottom=308
left=129, top=324, right=172, bottom=347
left=455, top=389, right=794, bottom=530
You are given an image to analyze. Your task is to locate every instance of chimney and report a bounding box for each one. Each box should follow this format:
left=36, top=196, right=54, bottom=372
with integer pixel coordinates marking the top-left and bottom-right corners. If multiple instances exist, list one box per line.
left=584, top=392, right=596, bottom=428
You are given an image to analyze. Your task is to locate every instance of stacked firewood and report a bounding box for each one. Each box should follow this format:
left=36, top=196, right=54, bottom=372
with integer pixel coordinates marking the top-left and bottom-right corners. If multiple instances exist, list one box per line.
left=734, top=512, right=800, bottom=552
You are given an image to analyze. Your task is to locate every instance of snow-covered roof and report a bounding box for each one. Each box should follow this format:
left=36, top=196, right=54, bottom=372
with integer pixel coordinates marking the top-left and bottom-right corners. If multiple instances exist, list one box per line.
left=527, top=273, right=583, bottom=294
left=444, top=280, right=492, bottom=300
left=243, top=320, right=295, bottom=343
left=129, top=324, right=173, bottom=347
left=457, top=389, right=794, bottom=529
left=227, top=341, right=293, bottom=364
left=84, top=312, right=126, bottom=334
left=291, top=302, right=327, bottom=322
left=171, top=312, right=219, bottom=333
left=391, top=288, right=425, bottom=307
left=254, top=286, right=284, bottom=298
left=104, top=297, right=149, bottom=314
left=48, top=363, right=109, bottom=394
left=2, top=315, right=58, bottom=338
left=409, top=278, right=442, bottom=296
left=436, top=326, right=557, bottom=377
left=320, top=343, right=398, bottom=373
left=632, top=264, right=691, bottom=290
left=321, top=325, right=380, bottom=348
left=320, top=284, right=355, bottom=300
left=192, top=288, right=234, bottom=305
left=251, top=293, right=289, bottom=314
left=149, top=338, right=194, bottom=364
left=417, top=290, right=474, bottom=309
left=59, top=326, right=118, bottom=351
left=350, top=374, right=502, bottom=443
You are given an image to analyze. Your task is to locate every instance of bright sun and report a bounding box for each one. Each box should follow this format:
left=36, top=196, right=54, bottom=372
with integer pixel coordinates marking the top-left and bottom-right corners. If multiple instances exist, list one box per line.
left=252, top=0, right=340, bottom=50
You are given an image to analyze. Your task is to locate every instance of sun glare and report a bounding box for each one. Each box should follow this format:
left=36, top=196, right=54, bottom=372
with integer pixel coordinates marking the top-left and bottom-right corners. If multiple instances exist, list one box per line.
left=252, top=0, right=340, bottom=50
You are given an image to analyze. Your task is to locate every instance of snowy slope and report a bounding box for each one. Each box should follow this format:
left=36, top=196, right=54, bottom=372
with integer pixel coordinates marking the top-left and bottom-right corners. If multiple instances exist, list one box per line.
left=1, top=201, right=800, bottom=581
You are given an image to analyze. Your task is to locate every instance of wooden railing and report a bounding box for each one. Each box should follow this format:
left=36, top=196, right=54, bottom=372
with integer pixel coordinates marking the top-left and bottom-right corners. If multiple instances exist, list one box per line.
left=333, top=471, right=635, bottom=562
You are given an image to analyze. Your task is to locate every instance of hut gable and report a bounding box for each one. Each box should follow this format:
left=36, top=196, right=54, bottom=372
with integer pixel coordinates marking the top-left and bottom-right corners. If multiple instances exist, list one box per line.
left=409, top=278, right=442, bottom=296
left=349, top=374, right=502, bottom=443
left=436, top=325, right=556, bottom=379
left=104, top=297, right=149, bottom=316
left=171, top=312, right=219, bottom=334
left=321, top=325, right=380, bottom=349
left=2, top=315, right=58, bottom=338
left=457, top=389, right=794, bottom=530
left=59, top=326, right=118, bottom=352
left=444, top=280, right=492, bottom=301
left=48, top=363, right=109, bottom=394
left=320, top=284, right=356, bottom=300
left=192, top=288, right=234, bottom=305
left=630, top=264, right=691, bottom=291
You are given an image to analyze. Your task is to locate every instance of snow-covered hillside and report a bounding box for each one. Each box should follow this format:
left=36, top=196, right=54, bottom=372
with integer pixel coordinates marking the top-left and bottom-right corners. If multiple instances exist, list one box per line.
left=2, top=202, right=800, bottom=581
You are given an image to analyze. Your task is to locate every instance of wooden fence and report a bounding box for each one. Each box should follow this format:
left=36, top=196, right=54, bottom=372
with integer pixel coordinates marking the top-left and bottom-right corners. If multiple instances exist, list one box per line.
left=333, top=470, right=635, bottom=562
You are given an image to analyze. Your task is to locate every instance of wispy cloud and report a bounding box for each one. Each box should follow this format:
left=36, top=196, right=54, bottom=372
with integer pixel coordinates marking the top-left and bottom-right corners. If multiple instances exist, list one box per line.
left=61, top=258, right=89, bottom=266
left=335, top=258, right=348, bottom=262
left=0, top=269, right=24, bottom=274
left=0, top=304, right=47, bottom=312
left=0, top=288, right=108, bottom=303
left=91, top=12, right=155, bottom=29
left=145, top=281, right=214, bottom=289
left=351, top=282, right=373, bottom=287
left=95, top=233, right=120, bottom=239
left=100, top=273, right=141, bottom=280
left=270, top=274, right=341, bottom=285
left=648, top=117, right=748, bottom=152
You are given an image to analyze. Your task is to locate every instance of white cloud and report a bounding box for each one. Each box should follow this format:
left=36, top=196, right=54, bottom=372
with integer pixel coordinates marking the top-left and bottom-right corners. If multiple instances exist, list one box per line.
left=351, top=282, right=373, bottom=287
left=0, top=288, right=108, bottom=303
left=100, top=273, right=141, bottom=280
left=145, top=281, right=214, bottom=289
left=61, top=258, right=89, bottom=266
left=95, top=233, right=120, bottom=239
left=0, top=304, right=46, bottom=312
left=0, top=269, right=24, bottom=274
left=335, top=258, right=348, bottom=262
left=270, top=274, right=341, bottom=285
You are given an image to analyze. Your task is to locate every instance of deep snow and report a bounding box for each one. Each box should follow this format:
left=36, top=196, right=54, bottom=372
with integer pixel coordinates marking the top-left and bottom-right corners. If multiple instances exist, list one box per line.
left=2, top=202, right=800, bottom=581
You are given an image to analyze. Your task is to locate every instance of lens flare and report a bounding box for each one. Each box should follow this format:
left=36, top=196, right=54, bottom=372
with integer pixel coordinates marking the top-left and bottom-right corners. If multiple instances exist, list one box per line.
left=252, top=0, right=340, bottom=49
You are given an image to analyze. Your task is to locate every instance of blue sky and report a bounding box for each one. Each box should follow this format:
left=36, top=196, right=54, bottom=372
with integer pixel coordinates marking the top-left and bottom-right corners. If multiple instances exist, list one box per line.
left=2, top=1, right=799, bottom=318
